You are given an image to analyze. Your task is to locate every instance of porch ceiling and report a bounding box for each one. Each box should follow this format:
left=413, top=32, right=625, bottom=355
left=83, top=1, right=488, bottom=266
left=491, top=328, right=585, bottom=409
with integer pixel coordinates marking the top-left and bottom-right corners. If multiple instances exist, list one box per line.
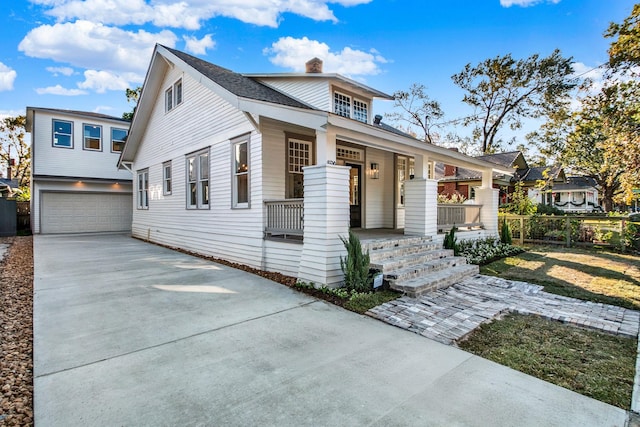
left=327, top=116, right=514, bottom=176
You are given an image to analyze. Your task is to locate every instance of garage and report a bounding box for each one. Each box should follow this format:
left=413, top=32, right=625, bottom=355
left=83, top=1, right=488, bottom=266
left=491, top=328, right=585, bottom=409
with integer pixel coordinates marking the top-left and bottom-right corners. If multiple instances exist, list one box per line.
left=41, top=192, right=132, bottom=234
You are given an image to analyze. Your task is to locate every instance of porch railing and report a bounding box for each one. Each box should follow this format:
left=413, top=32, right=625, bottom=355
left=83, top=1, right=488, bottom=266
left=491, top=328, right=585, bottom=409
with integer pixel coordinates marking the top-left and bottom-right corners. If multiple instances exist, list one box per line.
left=264, top=199, right=304, bottom=239
left=437, top=204, right=483, bottom=232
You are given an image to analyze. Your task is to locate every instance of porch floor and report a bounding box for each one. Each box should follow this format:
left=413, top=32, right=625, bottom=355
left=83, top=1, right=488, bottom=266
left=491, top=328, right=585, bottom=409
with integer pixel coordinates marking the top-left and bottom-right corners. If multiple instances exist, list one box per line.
left=352, top=228, right=404, bottom=243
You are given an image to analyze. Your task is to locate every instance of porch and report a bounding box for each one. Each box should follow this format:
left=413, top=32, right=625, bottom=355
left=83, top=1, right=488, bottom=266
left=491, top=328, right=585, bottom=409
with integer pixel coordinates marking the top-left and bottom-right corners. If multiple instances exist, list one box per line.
left=264, top=199, right=485, bottom=242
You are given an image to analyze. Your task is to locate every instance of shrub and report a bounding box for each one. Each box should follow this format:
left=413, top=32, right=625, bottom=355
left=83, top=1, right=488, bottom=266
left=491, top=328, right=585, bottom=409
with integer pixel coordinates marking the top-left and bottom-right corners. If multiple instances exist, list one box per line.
left=443, top=226, right=458, bottom=254
left=500, top=219, right=512, bottom=245
left=340, top=231, right=372, bottom=292
left=536, top=204, right=566, bottom=215
left=456, top=237, right=524, bottom=265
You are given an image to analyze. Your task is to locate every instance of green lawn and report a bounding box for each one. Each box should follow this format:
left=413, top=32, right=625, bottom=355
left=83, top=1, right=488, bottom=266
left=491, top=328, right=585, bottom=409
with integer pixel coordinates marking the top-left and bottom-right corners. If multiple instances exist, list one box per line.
left=480, top=245, right=640, bottom=310
left=459, top=313, right=637, bottom=409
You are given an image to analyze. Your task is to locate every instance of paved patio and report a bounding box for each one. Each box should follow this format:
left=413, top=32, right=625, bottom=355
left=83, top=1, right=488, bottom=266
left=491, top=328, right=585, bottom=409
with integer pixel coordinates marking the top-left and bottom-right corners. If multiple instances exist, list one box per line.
left=367, top=274, right=640, bottom=345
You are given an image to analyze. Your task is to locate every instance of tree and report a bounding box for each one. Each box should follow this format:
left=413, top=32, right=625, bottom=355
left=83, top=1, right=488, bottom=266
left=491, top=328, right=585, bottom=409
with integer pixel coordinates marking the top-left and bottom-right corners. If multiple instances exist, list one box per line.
left=385, top=83, right=444, bottom=143
left=605, top=3, right=640, bottom=74
left=535, top=81, right=640, bottom=211
left=452, top=50, right=577, bottom=154
left=0, top=115, right=30, bottom=189
left=122, top=86, right=142, bottom=121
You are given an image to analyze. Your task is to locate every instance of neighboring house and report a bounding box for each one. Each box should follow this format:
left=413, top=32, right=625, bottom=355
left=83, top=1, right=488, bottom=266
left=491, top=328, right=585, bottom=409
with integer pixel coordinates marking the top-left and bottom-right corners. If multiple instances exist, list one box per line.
left=26, top=107, right=133, bottom=234
left=437, top=151, right=565, bottom=205
left=529, top=176, right=601, bottom=212
left=119, top=45, right=512, bottom=287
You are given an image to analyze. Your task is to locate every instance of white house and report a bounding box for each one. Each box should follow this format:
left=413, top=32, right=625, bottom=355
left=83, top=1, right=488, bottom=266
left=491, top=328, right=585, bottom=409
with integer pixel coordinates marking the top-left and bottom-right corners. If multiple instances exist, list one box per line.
left=119, top=45, right=512, bottom=288
left=26, top=107, right=133, bottom=234
left=529, top=176, right=600, bottom=212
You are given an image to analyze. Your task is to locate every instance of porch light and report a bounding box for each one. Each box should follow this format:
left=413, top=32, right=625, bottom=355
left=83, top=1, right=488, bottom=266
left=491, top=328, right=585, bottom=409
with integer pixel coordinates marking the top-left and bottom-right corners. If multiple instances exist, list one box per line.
left=370, top=162, right=380, bottom=179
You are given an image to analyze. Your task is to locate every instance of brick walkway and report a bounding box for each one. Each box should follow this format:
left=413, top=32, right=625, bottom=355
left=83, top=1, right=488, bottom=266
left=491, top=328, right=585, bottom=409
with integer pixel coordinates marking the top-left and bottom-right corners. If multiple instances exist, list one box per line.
left=367, top=275, right=640, bottom=345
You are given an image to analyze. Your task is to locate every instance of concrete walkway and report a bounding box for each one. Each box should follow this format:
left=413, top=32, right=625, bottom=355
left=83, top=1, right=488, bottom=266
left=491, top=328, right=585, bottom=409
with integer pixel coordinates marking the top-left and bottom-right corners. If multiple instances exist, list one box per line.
left=34, top=233, right=630, bottom=426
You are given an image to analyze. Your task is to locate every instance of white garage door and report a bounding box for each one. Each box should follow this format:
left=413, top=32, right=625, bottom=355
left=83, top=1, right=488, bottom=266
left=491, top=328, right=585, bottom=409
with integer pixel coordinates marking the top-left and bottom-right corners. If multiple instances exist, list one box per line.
left=41, top=192, right=132, bottom=234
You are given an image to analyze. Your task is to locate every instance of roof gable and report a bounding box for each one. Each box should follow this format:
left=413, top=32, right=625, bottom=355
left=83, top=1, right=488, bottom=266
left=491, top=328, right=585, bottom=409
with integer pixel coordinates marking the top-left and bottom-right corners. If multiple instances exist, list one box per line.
left=163, top=46, right=313, bottom=110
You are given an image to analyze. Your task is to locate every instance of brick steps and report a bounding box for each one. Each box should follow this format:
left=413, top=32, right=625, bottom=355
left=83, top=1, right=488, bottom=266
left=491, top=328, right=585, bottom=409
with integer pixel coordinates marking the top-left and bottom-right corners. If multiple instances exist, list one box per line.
left=363, top=235, right=478, bottom=298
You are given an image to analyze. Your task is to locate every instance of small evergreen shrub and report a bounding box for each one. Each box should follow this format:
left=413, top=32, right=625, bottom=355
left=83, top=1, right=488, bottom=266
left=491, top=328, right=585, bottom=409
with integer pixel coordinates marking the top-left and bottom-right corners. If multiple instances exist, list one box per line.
left=340, top=231, right=372, bottom=292
left=536, top=204, right=566, bottom=215
left=443, top=226, right=458, bottom=254
left=500, top=218, right=512, bottom=245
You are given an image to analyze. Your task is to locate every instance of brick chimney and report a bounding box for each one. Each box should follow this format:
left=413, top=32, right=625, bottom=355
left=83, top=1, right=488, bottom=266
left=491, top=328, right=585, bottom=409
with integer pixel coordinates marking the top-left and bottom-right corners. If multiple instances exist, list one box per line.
left=305, top=57, right=323, bottom=73
left=444, top=164, right=457, bottom=177
left=444, top=147, right=459, bottom=177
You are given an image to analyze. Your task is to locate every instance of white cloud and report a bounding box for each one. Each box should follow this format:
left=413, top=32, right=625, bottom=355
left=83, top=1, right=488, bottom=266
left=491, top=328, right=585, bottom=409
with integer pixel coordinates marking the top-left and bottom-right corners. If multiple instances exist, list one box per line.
left=0, top=110, right=25, bottom=121
left=0, top=63, right=17, bottom=91
left=35, top=84, right=87, bottom=96
left=31, top=0, right=371, bottom=29
left=77, top=70, right=139, bottom=93
left=500, top=0, right=560, bottom=6
left=18, top=20, right=177, bottom=74
left=265, top=36, right=386, bottom=76
left=46, top=66, right=75, bottom=76
left=93, top=105, right=115, bottom=114
left=183, top=34, right=216, bottom=55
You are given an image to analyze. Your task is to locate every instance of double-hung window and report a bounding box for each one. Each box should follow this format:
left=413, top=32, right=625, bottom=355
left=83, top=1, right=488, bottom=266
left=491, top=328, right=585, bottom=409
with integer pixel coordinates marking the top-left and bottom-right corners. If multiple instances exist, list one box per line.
left=232, top=138, right=249, bottom=208
left=83, top=124, right=102, bottom=151
left=165, top=78, right=183, bottom=112
left=187, top=149, right=209, bottom=209
left=111, top=128, right=127, bottom=153
left=137, top=169, right=149, bottom=209
left=52, top=119, right=73, bottom=148
left=286, top=137, right=313, bottom=199
left=333, top=91, right=369, bottom=123
left=163, top=161, right=172, bottom=195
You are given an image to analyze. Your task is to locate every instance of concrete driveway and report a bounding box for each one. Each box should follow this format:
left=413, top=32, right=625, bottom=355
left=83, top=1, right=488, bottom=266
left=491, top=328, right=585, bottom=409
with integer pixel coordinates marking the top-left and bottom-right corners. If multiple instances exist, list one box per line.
left=34, top=233, right=628, bottom=426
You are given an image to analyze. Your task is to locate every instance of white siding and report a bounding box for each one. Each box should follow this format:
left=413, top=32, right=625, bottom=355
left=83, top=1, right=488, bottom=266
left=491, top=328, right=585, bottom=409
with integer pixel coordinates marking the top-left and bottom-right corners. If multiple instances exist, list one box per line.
left=263, top=240, right=302, bottom=277
left=256, top=78, right=331, bottom=111
left=260, top=118, right=316, bottom=200
left=31, top=110, right=131, bottom=181
left=365, top=148, right=394, bottom=229
left=131, top=65, right=273, bottom=271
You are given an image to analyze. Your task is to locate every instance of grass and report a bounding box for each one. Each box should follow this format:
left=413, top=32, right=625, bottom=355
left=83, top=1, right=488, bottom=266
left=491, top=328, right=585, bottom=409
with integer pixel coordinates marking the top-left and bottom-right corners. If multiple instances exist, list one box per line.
left=480, top=245, right=640, bottom=310
left=458, top=313, right=637, bottom=409
left=344, top=290, right=399, bottom=314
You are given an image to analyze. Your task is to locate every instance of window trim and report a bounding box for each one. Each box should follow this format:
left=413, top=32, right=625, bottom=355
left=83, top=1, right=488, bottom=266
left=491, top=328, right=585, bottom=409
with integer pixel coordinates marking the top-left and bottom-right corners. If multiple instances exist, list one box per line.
left=82, top=123, right=103, bottom=152
left=163, top=161, right=172, bottom=196
left=110, top=127, right=127, bottom=153
left=186, top=148, right=210, bottom=210
left=231, top=136, right=250, bottom=209
left=137, top=169, right=149, bottom=210
left=52, top=119, right=74, bottom=149
left=333, top=89, right=369, bottom=123
left=285, top=133, right=315, bottom=199
left=165, top=78, right=183, bottom=113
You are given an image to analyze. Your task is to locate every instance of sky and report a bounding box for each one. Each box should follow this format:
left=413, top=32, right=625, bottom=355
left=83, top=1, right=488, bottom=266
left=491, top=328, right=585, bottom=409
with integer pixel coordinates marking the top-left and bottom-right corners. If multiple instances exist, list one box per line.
left=0, top=0, right=636, bottom=149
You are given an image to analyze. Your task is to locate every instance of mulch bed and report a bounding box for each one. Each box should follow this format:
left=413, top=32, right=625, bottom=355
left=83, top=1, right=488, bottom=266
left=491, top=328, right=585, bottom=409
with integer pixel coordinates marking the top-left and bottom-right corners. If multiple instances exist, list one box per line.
left=0, top=236, right=34, bottom=426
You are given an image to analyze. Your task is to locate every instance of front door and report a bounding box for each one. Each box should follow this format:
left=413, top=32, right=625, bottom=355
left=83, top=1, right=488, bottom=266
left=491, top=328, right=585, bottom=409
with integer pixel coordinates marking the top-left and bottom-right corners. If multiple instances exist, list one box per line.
left=348, top=163, right=362, bottom=228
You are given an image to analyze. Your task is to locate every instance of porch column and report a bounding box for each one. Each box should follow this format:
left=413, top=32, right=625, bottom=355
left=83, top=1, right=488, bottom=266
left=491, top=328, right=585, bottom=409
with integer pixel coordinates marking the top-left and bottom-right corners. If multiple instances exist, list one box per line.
left=475, top=186, right=500, bottom=237
left=315, top=129, right=336, bottom=165
left=481, top=167, right=493, bottom=188
left=404, top=178, right=438, bottom=237
left=297, top=164, right=350, bottom=287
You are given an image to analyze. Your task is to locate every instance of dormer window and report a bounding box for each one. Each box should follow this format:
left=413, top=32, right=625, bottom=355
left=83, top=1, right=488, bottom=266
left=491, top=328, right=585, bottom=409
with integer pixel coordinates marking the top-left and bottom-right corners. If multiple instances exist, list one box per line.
left=165, top=78, right=183, bottom=112
left=333, top=91, right=368, bottom=123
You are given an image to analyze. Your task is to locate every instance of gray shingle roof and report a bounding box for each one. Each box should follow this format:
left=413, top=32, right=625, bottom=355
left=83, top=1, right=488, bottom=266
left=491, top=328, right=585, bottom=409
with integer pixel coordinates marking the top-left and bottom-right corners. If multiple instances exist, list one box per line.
left=163, top=46, right=314, bottom=110
left=554, top=176, right=597, bottom=191
left=476, top=151, right=523, bottom=168
left=27, top=107, right=130, bottom=123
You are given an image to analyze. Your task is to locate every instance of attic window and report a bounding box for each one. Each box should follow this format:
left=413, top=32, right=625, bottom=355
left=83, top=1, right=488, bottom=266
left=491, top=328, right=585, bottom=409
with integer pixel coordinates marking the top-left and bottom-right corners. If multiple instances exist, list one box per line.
left=333, top=91, right=368, bottom=123
left=165, top=78, right=183, bottom=112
